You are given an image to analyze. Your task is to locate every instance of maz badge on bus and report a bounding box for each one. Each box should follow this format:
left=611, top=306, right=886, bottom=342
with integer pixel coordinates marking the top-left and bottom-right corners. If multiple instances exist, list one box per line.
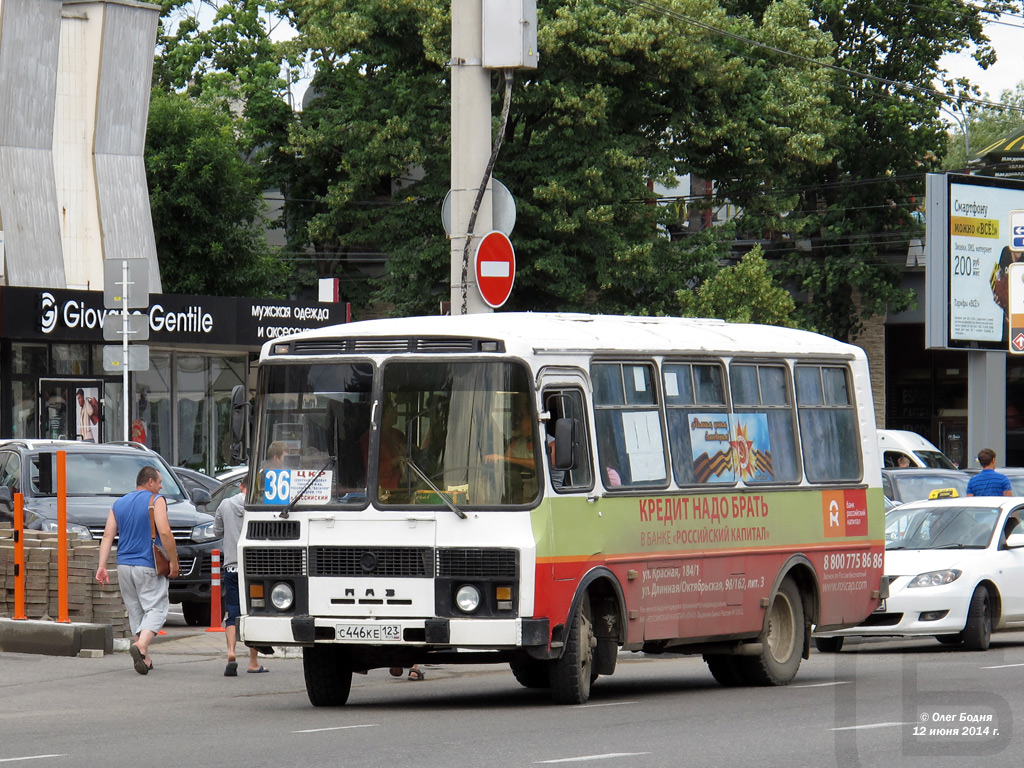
left=263, top=468, right=333, bottom=504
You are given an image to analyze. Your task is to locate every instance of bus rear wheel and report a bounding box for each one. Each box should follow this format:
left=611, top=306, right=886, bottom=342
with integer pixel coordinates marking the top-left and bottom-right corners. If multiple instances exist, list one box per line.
left=303, top=645, right=353, bottom=706
left=549, top=593, right=595, bottom=704
left=739, top=576, right=805, bottom=686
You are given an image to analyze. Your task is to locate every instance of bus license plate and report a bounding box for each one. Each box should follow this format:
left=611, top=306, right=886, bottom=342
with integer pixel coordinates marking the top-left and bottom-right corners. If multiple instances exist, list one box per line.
left=336, top=623, right=401, bottom=641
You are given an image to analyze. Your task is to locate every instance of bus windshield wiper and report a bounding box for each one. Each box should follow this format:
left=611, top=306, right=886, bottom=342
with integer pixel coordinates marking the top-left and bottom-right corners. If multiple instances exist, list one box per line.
left=400, top=458, right=467, bottom=520
left=281, top=456, right=335, bottom=519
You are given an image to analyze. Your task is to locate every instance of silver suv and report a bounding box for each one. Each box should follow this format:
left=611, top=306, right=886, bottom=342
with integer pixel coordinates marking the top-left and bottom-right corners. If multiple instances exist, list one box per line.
left=0, top=440, right=218, bottom=626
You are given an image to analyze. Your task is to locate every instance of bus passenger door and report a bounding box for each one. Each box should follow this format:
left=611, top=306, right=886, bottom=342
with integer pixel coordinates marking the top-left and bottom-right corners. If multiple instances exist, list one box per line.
left=537, top=377, right=603, bottom=617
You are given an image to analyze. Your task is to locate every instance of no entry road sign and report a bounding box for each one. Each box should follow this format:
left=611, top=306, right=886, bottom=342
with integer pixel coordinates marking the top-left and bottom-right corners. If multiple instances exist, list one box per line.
left=475, top=231, right=515, bottom=308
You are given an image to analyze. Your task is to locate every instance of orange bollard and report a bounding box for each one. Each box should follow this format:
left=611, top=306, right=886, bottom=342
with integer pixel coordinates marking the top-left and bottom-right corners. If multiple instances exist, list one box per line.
left=206, top=549, right=224, bottom=632
left=56, top=450, right=69, bottom=623
left=13, top=492, right=26, bottom=620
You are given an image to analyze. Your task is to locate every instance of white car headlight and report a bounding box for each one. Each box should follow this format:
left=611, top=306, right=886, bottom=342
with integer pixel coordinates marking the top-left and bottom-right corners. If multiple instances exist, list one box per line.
left=908, top=569, right=962, bottom=588
left=41, top=520, right=92, bottom=540
left=191, top=521, right=218, bottom=543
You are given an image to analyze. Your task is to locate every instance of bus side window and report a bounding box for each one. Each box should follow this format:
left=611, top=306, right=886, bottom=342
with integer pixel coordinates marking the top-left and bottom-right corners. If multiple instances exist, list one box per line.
left=592, top=362, right=668, bottom=490
left=543, top=389, right=593, bottom=492
left=795, top=365, right=861, bottom=483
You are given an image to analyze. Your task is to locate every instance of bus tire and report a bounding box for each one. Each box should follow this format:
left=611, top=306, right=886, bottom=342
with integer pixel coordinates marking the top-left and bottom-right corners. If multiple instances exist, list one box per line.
left=704, top=655, right=745, bottom=687
left=510, top=656, right=551, bottom=689
left=303, top=645, right=353, bottom=706
left=549, top=593, right=595, bottom=704
left=814, top=636, right=844, bottom=653
left=739, top=576, right=805, bottom=686
left=961, top=586, right=992, bottom=651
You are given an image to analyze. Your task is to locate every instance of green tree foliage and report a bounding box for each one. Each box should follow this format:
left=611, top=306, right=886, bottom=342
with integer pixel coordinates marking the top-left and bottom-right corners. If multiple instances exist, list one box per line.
left=675, top=245, right=798, bottom=326
left=146, top=89, right=288, bottom=296
left=742, top=0, right=1012, bottom=341
left=944, top=83, right=1024, bottom=172
left=284, top=0, right=838, bottom=318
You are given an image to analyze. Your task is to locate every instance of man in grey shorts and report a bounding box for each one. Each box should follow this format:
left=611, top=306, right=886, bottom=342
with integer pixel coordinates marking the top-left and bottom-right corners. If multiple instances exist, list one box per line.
left=96, top=466, right=179, bottom=675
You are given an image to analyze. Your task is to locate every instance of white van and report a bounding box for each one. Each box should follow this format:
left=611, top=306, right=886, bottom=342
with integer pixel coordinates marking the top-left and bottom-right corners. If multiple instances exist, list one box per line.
left=878, top=429, right=957, bottom=469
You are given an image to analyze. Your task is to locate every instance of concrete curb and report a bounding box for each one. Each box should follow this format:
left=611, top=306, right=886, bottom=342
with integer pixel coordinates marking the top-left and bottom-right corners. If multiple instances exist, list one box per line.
left=0, top=617, right=113, bottom=657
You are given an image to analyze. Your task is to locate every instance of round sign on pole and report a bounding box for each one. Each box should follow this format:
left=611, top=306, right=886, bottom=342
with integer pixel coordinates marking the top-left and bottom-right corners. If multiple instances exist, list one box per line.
left=475, top=231, right=515, bottom=308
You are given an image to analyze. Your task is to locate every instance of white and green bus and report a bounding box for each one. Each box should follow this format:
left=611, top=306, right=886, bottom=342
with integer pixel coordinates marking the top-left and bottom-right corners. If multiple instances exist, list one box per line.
left=238, top=313, right=885, bottom=706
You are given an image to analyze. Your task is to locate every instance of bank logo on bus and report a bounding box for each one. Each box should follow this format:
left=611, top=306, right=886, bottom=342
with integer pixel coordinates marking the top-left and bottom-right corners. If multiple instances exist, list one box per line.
left=821, top=489, right=868, bottom=537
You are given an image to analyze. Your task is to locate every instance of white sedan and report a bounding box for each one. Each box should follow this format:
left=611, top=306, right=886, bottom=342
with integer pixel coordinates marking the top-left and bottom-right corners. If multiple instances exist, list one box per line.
left=815, top=497, right=1024, bottom=652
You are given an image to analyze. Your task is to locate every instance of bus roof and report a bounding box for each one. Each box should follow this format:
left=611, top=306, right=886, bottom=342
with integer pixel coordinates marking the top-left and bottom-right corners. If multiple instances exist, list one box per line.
left=260, top=313, right=861, bottom=362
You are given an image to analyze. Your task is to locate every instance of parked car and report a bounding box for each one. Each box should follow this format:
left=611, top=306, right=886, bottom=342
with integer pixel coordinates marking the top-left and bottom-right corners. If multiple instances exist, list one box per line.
left=0, top=439, right=218, bottom=626
left=878, top=429, right=958, bottom=469
left=814, top=497, right=1024, bottom=652
left=173, top=466, right=222, bottom=497
left=881, top=467, right=971, bottom=504
left=964, top=467, right=1024, bottom=496
left=201, top=471, right=246, bottom=516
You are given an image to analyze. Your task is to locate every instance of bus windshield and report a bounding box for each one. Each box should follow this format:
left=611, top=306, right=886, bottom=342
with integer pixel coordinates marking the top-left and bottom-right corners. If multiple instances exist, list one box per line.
left=378, top=360, right=538, bottom=507
left=252, top=359, right=539, bottom=508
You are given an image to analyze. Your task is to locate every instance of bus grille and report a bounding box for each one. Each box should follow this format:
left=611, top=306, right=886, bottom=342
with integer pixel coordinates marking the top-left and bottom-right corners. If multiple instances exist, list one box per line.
left=244, top=547, right=306, bottom=577
left=437, top=548, right=518, bottom=579
left=247, top=520, right=300, bottom=540
left=309, top=546, right=433, bottom=577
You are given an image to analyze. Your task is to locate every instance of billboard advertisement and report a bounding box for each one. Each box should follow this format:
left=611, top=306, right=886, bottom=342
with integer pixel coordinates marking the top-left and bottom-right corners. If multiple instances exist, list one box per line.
left=925, top=173, right=1024, bottom=351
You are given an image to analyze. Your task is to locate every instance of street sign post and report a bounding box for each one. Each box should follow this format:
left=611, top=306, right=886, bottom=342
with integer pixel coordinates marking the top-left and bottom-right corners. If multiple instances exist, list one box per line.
left=103, top=259, right=150, bottom=440
left=474, top=231, right=515, bottom=308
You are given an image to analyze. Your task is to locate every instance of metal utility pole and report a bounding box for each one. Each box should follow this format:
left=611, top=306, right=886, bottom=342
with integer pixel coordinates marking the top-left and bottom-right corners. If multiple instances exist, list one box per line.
left=450, top=0, right=494, bottom=315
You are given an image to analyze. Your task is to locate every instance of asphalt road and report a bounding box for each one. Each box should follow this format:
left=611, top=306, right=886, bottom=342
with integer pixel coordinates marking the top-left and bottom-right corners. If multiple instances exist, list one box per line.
left=3, top=630, right=1024, bottom=768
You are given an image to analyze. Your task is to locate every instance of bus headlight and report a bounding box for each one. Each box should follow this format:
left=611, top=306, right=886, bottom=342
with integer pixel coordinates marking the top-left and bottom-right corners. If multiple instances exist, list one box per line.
left=455, top=584, right=482, bottom=613
left=270, top=582, right=295, bottom=611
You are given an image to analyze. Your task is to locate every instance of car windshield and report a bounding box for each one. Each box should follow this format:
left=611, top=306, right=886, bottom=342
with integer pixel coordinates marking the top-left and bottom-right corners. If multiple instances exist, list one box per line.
left=891, top=473, right=969, bottom=502
left=885, top=505, right=999, bottom=550
left=913, top=450, right=957, bottom=469
left=29, top=452, right=186, bottom=499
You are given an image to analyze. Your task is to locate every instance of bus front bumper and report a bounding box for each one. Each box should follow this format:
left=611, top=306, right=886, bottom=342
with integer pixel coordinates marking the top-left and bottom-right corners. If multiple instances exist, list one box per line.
left=240, top=615, right=550, bottom=649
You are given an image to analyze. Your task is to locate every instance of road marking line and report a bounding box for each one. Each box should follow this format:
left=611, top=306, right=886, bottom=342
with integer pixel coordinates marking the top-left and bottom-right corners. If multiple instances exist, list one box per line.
left=574, top=701, right=639, bottom=708
left=829, top=722, right=911, bottom=732
left=982, top=662, right=1024, bottom=669
left=0, top=757, right=67, bottom=763
left=793, top=681, right=852, bottom=688
left=536, top=753, right=651, bottom=763
left=293, top=724, right=380, bottom=733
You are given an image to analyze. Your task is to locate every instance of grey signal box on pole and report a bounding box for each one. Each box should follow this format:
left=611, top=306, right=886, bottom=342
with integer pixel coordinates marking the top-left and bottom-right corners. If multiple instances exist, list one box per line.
left=481, top=0, right=538, bottom=69
left=103, top=258, right=150, bottom=309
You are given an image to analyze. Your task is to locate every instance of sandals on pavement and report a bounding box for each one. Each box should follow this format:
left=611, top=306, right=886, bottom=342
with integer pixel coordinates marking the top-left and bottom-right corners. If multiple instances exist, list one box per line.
left=407, top=667, right=425, bottom=681
left=130, top=644, right=152, bottom=676
left=224, top=661, right=238, bottom=677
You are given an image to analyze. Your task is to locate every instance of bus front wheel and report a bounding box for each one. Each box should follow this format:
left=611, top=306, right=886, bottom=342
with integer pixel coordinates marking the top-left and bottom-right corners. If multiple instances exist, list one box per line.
left=740, top=576, right=805, bottom=686
left=549, top=593, right=595, bottom=704
left=303, top=645, right=353, bottom=706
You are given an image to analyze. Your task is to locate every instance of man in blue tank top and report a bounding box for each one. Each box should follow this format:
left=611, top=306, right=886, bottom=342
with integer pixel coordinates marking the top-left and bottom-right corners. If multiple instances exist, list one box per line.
left=95, top=466, right=179, bottom=675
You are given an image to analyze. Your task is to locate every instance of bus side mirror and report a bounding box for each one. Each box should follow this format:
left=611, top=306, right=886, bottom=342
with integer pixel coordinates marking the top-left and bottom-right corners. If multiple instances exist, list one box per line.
left=553, top=418, right=576, bottom=471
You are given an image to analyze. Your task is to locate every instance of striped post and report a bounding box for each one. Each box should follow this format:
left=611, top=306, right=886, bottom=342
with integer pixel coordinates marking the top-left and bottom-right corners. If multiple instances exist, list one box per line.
left=13, top=492, right=26, bottom=620
left=206, top=549, right=224, bottom=632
